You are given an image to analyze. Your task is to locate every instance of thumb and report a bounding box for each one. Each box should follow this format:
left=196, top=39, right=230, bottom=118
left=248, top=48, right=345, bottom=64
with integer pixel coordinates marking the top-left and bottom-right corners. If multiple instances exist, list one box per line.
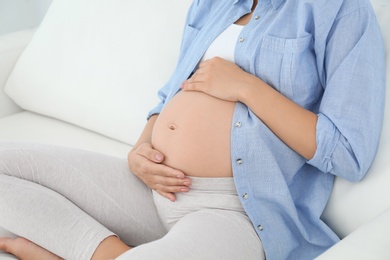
left=153, top=152, right=164, bottom=163
left=136, top=143, right=165, bottom=163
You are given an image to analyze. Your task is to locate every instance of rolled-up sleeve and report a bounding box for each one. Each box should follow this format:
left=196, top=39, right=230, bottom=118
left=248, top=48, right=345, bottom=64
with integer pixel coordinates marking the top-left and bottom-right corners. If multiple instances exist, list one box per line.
left=308, top=7, right=386, bottom=182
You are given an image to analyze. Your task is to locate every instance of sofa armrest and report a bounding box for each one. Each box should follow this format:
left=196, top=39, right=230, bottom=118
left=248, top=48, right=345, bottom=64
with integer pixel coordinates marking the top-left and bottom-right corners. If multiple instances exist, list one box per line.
left=316, top=207, right=390, bottom=260
left=0, top=28, right=36, bottom=118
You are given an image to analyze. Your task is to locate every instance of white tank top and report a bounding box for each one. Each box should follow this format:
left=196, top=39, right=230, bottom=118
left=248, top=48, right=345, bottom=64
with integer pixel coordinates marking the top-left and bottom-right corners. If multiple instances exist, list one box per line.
left=200, top=23, right=244, bottom=63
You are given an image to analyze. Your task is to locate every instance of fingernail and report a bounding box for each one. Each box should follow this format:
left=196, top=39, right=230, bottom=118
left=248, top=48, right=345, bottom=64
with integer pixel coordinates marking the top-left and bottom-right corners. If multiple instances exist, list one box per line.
left=180, top=81, right=186, bottom=89
left=183, top=181, right=191, bottom=186
left=181, top=187, right=189, bottom=192
left=155, top=153, right=163, bottom=161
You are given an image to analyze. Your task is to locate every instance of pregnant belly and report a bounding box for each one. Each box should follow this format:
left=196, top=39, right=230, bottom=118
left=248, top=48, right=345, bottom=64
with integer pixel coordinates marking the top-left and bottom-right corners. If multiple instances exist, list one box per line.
left=151, top=91, right=235, bottom=177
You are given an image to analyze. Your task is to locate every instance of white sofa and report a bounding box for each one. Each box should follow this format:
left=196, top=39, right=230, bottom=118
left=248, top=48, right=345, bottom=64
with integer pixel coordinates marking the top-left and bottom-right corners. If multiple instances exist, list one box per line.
left=0, top=0, right=389, bottom=259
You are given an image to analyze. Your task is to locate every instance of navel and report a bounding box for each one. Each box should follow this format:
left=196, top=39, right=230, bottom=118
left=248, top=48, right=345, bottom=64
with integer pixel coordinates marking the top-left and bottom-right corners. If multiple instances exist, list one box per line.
left=168, top=123, right=177, bottom=131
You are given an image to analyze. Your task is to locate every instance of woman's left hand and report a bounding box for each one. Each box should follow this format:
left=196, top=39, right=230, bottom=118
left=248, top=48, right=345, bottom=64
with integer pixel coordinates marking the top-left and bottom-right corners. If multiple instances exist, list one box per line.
left=181, top=57, right=256, bottom=102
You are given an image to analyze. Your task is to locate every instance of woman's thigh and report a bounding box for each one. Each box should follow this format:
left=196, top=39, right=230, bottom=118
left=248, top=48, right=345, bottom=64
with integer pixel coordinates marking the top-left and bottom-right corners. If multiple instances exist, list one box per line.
left=117, top=209, right=265, bottom=260
left=0, top=142, right=166, bottom=246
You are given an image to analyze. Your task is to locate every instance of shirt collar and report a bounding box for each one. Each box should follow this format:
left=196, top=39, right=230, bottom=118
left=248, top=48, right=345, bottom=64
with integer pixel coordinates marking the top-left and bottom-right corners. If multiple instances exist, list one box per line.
left=233, top=0, right=285, bottom=10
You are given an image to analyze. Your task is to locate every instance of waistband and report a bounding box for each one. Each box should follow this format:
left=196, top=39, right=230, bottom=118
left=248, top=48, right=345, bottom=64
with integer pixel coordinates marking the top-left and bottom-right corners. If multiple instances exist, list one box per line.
left=188, top=176, right=237, bottom=193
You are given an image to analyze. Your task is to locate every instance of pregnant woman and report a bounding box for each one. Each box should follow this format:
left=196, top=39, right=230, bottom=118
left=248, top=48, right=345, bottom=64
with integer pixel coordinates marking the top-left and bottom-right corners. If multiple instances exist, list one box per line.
left=0, top=0, right=385, bottom=259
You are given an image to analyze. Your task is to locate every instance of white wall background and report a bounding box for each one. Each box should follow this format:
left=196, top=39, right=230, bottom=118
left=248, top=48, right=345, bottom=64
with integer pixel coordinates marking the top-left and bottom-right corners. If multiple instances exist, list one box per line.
left=0, top=0, right=53, bottom=35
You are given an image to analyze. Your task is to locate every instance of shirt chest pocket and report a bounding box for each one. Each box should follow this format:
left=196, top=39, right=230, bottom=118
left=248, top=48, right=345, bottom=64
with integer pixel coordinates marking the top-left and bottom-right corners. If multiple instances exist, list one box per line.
left=254, top=34, right=322, bottom=108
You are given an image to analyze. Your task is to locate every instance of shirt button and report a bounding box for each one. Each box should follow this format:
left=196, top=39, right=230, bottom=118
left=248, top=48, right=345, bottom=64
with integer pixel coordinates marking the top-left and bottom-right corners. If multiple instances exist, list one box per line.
left=242, top=193, right=249, bottom=199
left=236, top=159, right=243, bottom=165
left=239, top=37, right=245, bottom=43
left=254, top=15, right=260, bottom=20
left=257, top=225, right=264, bottom=231
left=235, top=121, right=242, bottom=128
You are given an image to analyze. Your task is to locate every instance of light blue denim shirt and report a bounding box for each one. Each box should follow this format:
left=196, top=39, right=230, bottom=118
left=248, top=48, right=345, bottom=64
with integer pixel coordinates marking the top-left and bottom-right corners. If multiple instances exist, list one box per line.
left=148, top=0, right=386, bottom=259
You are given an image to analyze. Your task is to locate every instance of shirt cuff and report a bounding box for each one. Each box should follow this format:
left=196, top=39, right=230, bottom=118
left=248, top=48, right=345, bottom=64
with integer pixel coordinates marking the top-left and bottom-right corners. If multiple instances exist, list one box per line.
left=307, top=113, right=341, bottom=173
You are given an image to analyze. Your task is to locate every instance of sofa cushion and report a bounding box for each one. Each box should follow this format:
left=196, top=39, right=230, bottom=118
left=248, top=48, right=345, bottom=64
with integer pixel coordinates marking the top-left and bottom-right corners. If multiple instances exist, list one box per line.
left=0, top=29, right=34, bottom=118
left=4, top=0, right=191, bottom=145
left=0, top=111, right=130, bottom=157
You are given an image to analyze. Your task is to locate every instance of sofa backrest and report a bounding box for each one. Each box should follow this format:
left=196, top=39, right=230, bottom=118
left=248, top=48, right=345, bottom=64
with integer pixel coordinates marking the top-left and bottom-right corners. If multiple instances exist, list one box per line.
left=4, top=0, right=192, bottom=145
left=3, top=0, right=389, bottom=239
left=322, top=0, right=390, bottom=238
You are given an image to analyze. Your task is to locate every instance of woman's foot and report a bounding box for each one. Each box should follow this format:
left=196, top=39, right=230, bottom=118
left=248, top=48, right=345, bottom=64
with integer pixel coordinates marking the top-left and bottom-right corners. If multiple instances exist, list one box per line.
left=0, top=237, right=61, bottom=260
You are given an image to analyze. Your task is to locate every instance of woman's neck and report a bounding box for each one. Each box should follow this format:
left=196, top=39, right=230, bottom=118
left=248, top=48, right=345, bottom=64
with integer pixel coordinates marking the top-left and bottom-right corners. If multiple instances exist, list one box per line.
left=234, top=0, right=258, bottom=25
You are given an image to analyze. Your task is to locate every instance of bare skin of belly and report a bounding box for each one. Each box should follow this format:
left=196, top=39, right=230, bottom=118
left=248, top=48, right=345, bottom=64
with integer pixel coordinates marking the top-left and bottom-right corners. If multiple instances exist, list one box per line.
left=151, top=91, right=235, bottom=177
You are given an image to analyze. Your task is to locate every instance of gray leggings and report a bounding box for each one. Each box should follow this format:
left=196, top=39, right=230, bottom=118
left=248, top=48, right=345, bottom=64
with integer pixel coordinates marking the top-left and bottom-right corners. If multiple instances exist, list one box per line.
left=0, top=142, right=264, bottom=259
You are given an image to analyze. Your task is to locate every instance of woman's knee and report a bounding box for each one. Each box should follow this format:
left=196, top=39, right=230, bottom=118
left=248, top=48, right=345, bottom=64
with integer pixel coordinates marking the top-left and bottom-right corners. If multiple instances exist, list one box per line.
left=0, top=142, right=23, bottom=176
left=0, top=142, right=62, bottom=181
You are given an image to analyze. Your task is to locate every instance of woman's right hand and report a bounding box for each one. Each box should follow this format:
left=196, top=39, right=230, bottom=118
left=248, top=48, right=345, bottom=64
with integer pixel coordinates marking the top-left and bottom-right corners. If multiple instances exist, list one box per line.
left=127, top=143, right=191, bottom=202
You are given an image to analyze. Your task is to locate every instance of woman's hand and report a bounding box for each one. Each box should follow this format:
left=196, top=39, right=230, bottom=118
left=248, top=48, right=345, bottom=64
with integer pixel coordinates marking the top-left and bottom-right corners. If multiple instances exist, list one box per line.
left=182, top=56, right=318, bottom=159
left=128, top=143, right=191, bottom=202
left=181, top=57, right=257, bottom=102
